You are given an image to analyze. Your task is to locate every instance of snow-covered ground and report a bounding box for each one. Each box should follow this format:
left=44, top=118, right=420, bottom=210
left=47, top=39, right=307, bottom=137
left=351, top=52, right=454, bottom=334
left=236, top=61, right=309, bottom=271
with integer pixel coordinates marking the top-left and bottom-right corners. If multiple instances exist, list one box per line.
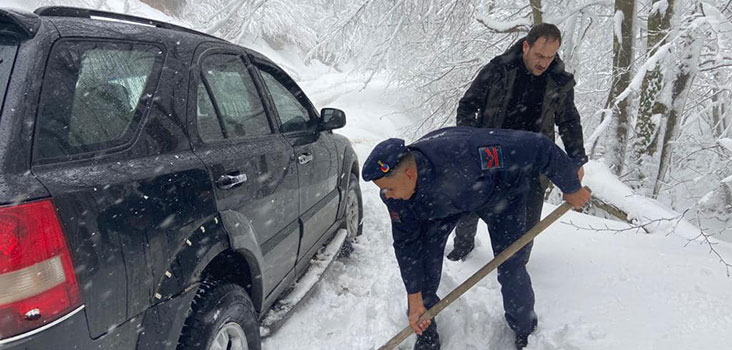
left=261, top=55, right=732, bottom=350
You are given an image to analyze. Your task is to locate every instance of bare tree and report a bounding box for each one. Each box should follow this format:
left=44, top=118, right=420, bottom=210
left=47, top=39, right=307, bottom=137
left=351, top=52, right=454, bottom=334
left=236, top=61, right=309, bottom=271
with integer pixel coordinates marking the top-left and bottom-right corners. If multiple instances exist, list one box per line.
left=631, top=0, right=675, bottom=193
left=531, top=0, right=544, bottom=24
left=709, top=73, right=731, bottom=138
left=653, top=1, right=705, bottom=197
left=601, top=0, right=637, bottom=176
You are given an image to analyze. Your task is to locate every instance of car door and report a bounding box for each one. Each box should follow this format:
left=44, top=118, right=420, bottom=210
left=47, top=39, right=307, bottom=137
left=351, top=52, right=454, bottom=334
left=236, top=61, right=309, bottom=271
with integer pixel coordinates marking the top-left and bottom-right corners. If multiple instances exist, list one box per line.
left=188, top=48, right=300, bottom=298
left=250, top=56, right=340, bottom=271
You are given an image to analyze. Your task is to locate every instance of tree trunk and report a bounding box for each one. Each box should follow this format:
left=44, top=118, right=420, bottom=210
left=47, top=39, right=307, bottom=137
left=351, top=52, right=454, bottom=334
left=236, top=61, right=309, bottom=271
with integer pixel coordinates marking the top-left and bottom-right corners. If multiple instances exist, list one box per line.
left=561, top=0, right=581, bottom=74
left=631, top=0, right=675, bottom=192
left=530, top=0, right=543, bottom=24
left=711, top=72, right=729, bottom=138
left=653, top=5, right=704, bottom=197
left=604, top=0, right=636, bottom=175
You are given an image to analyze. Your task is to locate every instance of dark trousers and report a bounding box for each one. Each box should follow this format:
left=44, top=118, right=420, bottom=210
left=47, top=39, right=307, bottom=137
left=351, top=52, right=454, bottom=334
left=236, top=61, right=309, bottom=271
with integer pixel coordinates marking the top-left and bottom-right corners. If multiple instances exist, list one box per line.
left=454, top=178, right=546, bottom=250
left=412, top=189, right=538, bottom=337
left=452, top=178, right=544, bottom=336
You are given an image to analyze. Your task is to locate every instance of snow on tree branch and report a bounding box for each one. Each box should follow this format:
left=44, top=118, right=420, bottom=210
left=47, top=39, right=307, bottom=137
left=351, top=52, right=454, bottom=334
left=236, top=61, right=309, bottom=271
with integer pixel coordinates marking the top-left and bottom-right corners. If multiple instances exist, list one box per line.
left=204, top=0, right=250, bottom=35
left=474, top=16, right=532, bottom=33
left=546, top=0, right=613, bottom=25
left=614, top=10, right=624, bottom=46
left=614, top=41, right=673, bottom=103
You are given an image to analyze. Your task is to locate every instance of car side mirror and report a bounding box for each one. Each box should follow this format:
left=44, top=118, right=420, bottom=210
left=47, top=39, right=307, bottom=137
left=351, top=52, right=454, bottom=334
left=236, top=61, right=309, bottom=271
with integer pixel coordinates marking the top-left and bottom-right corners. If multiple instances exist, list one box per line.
left=320, top=108, right=346, bottom=130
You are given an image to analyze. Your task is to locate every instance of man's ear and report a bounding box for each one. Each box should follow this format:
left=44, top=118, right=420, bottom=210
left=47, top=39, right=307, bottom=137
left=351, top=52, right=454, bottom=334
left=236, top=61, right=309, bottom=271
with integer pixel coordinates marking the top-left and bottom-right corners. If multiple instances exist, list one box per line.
left=404, top=165, right=418, bottom=180
left=522, top=40, right=530, bottom=54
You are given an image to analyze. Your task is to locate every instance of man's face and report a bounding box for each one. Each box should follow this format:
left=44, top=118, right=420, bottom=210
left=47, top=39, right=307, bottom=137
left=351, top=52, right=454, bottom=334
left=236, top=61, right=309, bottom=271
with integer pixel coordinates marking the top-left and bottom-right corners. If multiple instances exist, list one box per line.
left=373, top=168, right=417, bottom=200
left=522, top=37, right=560, bottom=76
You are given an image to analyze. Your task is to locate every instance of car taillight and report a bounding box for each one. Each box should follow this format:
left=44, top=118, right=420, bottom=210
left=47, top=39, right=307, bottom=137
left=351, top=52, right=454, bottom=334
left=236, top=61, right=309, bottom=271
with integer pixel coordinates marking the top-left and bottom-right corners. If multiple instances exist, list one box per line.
left=0, top=199, right=81, bottom=340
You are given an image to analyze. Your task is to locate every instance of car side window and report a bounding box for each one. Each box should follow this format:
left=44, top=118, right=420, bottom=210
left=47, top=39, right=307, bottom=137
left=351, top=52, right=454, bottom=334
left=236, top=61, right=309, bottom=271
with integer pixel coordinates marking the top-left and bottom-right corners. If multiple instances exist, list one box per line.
left=34, top=40, right=163, bottom=161
left=0, top=37, right=19, bottom=116
left=257, top=66, right=313, bottom=133
left=199, top=54, right=270, bottom=140
left=196, top=82, right=225, bottom=142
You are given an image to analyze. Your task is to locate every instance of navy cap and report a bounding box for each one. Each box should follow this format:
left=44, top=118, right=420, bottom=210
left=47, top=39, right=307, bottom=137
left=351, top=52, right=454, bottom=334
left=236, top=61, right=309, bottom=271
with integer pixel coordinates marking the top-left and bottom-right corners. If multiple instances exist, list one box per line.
left=362, top=138, right=408, bottom=181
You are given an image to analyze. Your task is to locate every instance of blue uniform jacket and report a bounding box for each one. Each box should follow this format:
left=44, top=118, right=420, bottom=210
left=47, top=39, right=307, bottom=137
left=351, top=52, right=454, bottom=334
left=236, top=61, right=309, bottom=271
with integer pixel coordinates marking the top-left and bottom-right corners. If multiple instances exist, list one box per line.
left=382, top=126, right=581, bottom=294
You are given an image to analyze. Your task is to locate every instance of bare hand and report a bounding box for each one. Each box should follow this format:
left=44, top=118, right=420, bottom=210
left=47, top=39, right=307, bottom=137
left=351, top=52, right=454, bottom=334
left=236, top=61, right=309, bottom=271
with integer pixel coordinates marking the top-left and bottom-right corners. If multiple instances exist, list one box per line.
left=563, top=187, right=591, bottom=209
left=407, top=293, right=431, bottom=335
left=577, top=166, right=585, bottom=182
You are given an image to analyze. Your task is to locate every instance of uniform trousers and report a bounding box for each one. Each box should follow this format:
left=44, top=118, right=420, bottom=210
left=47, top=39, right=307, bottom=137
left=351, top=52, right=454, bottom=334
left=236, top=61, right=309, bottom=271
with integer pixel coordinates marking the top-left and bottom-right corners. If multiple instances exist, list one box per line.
left=415, top=187, right=538, bottom=337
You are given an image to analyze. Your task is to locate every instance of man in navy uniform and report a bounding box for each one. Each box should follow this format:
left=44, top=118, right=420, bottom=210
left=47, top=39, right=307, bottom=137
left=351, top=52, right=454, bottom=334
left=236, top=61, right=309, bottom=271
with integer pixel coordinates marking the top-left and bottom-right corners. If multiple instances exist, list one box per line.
left=362, top=127, right=590, bottom=350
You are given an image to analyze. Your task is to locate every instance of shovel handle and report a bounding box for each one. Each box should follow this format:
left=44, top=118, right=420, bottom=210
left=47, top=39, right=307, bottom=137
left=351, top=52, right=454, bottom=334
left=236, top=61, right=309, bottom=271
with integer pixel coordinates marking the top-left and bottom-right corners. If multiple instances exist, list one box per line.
left=378, top=191, right=586, bottom=350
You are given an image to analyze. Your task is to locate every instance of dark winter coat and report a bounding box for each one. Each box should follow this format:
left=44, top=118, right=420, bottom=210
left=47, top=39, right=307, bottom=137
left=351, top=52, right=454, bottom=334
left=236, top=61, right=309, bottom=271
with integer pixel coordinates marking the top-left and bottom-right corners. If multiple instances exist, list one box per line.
left=382, top=127, right=581, bottom=294
left=456, top=38, right=588, bottom=166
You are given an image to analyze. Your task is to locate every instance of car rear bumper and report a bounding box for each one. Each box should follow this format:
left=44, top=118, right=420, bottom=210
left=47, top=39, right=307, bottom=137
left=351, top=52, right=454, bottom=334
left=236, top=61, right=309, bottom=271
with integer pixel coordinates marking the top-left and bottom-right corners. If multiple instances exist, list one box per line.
left=0, top=305, right=141, bottom=349
left=1, top=306, right=91, bottom=349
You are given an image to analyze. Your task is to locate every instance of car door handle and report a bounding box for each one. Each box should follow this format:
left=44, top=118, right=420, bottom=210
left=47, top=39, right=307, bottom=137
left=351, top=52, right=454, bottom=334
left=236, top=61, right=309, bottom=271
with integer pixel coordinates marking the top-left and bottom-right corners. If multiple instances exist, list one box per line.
left=216, top=173, right=248, bottom=190
left=298, top=153, right=313, bottom=165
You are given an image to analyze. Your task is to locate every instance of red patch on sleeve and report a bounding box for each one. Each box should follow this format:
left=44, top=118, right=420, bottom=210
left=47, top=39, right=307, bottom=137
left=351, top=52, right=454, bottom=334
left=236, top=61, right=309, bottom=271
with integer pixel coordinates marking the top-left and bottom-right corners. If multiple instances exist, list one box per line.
left=478, top=145, right=504, bottom=169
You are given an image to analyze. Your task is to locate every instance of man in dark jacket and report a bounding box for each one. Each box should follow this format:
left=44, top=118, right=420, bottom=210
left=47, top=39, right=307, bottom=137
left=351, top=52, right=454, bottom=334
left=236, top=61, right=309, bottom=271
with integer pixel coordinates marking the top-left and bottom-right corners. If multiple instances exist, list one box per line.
left=363, top=127, right=590, bottom=350
left=448, top=23, right=588, bottom=262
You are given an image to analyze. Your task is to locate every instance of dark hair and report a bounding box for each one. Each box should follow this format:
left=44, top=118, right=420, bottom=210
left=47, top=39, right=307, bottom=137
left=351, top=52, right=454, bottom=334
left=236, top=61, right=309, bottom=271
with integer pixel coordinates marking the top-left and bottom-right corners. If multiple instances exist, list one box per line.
left=384, top=151, right=415, bottom=177
left=526, top=23, right=562, bottom=46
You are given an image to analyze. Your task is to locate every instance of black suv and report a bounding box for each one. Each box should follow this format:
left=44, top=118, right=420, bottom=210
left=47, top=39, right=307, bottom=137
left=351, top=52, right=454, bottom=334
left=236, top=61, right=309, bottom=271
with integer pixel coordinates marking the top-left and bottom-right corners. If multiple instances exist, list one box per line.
left=0, top=6, right=362, bottom=350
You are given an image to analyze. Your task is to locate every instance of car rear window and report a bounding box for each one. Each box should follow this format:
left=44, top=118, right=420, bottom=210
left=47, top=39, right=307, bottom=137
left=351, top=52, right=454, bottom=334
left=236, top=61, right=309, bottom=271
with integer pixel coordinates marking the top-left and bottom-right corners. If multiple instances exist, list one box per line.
left=34, top=40, right=164, bottom=162
left=0, top=36, right=19, bottom=118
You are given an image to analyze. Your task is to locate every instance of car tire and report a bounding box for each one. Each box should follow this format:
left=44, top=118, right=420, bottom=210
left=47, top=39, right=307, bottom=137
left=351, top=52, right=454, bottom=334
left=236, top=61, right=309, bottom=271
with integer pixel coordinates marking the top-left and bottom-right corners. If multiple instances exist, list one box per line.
left=178, top=281, right=261, bottom=350
left=339, top=173, right=363, bottom=258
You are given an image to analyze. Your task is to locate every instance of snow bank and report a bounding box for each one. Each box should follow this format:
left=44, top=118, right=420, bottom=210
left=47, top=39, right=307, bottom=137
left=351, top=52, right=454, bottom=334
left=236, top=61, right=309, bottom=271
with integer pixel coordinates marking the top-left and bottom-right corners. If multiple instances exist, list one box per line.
left=583, top=160, right=722, bottom=242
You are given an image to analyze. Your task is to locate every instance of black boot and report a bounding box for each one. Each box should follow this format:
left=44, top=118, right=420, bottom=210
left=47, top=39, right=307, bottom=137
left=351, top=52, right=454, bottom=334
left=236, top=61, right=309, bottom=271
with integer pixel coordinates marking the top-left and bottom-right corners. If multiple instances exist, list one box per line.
left=413, top=321, right=440, bottom=350
left=514, top=313, right=537, bottom=349
left=514, top=333, right=529, bottom=349
left=446, top=242, right=474, bottom=261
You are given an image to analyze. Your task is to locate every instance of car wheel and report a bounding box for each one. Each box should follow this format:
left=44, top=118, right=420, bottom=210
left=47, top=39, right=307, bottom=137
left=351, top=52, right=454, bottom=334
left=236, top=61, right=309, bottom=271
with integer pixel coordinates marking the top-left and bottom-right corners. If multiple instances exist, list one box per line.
left=340, top=173, right=363, bottom=258
left=178, top=281, right=260, bottom=350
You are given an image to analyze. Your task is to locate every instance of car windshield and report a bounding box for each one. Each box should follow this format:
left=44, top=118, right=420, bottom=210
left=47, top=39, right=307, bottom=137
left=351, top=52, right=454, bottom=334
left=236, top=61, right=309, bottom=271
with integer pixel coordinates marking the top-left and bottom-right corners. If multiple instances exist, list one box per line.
left=0, top=35, right=19, bottom=119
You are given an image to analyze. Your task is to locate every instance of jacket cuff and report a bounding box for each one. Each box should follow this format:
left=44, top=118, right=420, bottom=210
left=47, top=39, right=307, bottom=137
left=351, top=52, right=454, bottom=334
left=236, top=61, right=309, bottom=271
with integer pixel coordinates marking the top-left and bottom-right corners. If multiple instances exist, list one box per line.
left=404, top=279, right=422, bottom=294
left=563, top=180, right=583, bottom=194
left=572, top=155, right=588, bottom=168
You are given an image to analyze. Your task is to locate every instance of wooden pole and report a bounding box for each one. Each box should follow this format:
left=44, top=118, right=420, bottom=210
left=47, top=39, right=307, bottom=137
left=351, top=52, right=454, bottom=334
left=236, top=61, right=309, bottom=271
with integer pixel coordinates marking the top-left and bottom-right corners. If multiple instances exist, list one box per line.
left=378, top=201, right=576, bottom=350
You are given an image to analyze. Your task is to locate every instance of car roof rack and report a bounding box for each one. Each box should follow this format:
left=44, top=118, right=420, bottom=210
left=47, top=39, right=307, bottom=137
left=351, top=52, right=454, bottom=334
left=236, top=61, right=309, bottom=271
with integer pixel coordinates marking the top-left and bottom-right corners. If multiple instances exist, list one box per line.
left=0, top=8, right=41, bottom=39
left=34, top=6, right=222, bottom=41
